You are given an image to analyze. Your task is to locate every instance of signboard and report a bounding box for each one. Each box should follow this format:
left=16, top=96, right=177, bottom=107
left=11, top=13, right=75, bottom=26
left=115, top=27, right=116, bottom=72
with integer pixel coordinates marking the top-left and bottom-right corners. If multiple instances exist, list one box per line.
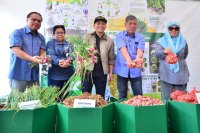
left=43, top=0, right=166, bottom=95
left=73, top=99, right=96, bottom=108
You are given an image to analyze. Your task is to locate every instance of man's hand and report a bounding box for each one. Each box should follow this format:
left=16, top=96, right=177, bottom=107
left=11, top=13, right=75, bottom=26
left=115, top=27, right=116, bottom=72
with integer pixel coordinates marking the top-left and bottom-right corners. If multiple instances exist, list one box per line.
left=108, top=72, right=113, bottom=82
left=126, top=60, right=135, bottom=68
left=132, top=58, right=143, bottom=68
left=32, top=56, right=42, bottom=64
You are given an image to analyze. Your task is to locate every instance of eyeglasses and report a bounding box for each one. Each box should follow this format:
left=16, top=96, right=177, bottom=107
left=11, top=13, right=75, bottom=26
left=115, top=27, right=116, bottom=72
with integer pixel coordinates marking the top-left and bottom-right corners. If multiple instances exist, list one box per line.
left=30, top=18, right=42, bottom=23
left=55, top=32, right=65, bottom=35
left=168, top=27, right=179, bottom=31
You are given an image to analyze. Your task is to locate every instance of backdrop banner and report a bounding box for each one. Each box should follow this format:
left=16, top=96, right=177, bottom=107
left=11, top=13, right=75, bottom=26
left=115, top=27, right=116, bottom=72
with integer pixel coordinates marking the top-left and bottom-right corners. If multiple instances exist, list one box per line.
left=43, top=0, right=167, bottom=96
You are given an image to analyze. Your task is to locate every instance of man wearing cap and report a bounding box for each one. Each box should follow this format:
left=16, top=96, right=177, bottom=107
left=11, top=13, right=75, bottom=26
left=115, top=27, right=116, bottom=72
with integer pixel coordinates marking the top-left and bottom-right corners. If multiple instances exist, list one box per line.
left=114, top=15, right=145, bottom=100
left=82, top=16, right=115, bottom=99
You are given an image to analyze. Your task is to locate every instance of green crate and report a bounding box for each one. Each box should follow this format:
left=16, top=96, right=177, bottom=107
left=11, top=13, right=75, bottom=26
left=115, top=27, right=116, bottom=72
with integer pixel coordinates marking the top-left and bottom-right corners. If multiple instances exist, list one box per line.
left=168, top=100, right=200, bottom=133
left=56, top=103, right=114, bottom=133
left=0, top=105, right=56, bottom=133
left=109, top=97, right=118, bottom=102
left=114, top=102, right=168, bottom=133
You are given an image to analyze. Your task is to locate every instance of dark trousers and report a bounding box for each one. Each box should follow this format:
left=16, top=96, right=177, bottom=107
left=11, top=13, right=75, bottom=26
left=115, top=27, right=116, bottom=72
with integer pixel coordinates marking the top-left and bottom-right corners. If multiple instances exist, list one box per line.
left=160, top=80, right=187, bottom=102
left=82, top=73, right=107, bottom=98
left=48, top=78, right=70, bottom=100
left=117, top=75, right=142, bottom=100
left=48, top=78, right=68, bottom=89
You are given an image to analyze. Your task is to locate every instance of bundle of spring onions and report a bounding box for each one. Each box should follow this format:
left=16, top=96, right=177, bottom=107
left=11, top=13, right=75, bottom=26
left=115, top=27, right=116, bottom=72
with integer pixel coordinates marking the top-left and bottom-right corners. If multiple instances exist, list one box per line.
left=4, top=85, right=59, bottom=110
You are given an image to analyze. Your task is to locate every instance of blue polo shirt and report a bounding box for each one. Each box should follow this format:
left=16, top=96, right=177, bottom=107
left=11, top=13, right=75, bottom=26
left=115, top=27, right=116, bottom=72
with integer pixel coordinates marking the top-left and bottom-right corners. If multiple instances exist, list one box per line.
left=9, top=26, right=46, bottom=81
left=113, top=30, right=145, bottom=78
left=46, top=39, right=74, bottom=80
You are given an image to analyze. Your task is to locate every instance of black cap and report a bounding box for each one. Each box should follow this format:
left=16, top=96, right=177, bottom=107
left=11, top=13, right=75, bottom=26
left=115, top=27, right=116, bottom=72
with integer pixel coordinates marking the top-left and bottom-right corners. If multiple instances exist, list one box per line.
left=94, top=16, right=107, bottom=24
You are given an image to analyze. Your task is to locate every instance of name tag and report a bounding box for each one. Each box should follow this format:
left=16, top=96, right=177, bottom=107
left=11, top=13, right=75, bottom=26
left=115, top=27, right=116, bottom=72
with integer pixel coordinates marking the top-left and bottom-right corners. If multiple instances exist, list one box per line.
left=18, top=100, right=41, bottom=109
left=73, top=99, right=96, bottom=108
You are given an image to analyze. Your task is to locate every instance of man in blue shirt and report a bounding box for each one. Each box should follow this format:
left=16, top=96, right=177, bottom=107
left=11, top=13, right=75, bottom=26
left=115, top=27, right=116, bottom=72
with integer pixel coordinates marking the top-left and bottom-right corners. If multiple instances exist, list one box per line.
left=114, top=15, right=145, bottom=99
left=9, top=12, right=46, bottom=91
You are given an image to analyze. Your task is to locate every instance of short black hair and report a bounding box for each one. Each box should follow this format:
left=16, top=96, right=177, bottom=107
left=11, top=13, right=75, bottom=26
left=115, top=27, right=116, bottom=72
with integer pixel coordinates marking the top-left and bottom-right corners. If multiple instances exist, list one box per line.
left=27, top=12, right=43, bottom=21
left=53, top=25, right=66, bottom=35
left=125, top=15, right=137, bottom=23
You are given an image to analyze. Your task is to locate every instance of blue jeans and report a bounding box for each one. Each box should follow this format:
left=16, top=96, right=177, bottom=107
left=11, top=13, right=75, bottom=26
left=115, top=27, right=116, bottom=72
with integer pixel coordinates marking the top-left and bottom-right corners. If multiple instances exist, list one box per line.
left=82, top=73, right=107, bottom=98
left=117, top=75, right=142, bottom=99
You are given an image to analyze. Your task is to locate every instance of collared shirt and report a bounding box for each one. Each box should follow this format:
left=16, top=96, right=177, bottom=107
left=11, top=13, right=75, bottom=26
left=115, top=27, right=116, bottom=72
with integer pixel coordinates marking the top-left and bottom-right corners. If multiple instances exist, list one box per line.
left=46, top=39, right=74, bottom=80
left=85, top=32, right=115, bottom=75
left=114, top=30, right=145, bottom=78
left=9, top=26, right=46, bottom=81
left=155, top=43, right=189, bottom=84
left=93, top=32, right=104, bottom=76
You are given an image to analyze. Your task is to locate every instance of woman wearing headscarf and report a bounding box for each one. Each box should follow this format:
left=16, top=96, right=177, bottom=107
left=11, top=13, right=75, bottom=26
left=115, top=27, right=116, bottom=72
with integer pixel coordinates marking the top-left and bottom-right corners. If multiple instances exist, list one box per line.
left=155, top=21, right=189, bottom=101
left=46, top=25, right=74, bottom=91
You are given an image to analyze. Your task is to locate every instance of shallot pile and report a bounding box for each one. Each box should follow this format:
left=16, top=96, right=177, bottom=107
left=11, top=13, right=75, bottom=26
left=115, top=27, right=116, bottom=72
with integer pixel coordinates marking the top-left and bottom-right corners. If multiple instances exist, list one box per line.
left=123, top=95, right=162, bottom=106
left=63, top=93, right=108, bottom=107
left=170, top=88, right=200, bottom=104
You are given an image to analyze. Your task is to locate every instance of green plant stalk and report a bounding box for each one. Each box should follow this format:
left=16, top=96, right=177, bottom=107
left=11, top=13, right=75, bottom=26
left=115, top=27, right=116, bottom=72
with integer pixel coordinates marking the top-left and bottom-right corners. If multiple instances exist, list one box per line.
left=59, top=35, right=97, bottom=99
left=4, top=85, right=59, bottom=110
